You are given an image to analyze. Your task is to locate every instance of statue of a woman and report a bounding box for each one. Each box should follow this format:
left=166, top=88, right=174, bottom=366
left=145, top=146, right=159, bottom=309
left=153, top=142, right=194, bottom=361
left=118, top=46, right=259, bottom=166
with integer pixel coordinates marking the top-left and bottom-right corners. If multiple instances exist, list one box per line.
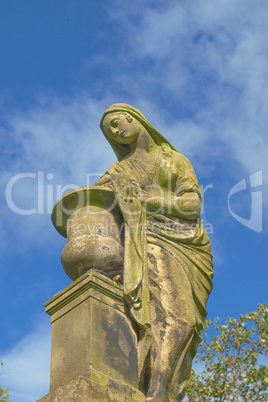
left=93, top=104, right=213, bottom=401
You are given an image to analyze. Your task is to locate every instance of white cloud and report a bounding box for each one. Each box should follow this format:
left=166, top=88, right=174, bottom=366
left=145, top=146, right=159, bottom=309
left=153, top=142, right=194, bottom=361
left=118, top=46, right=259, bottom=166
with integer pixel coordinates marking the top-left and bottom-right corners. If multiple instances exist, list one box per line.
left=1, top=93, right=119, bottom=252
left=1, top=317, right=51, bottom=402
left=5, top=93, right=116, bottom=184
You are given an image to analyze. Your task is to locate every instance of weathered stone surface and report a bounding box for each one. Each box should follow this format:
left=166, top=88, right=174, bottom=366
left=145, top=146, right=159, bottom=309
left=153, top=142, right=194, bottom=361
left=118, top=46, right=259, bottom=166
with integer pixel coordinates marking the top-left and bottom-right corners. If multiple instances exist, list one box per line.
left=37, top=373, right=145, bottom=402
left=50, top=103, right=214, bottom=400
left=37, top=270, right=143, bottom=401
left=61, top=204, right=124, bottom=281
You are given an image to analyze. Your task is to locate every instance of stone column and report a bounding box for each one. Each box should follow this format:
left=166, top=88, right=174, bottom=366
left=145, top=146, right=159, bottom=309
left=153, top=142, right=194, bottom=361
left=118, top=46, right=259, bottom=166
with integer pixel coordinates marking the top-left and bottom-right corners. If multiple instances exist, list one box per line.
left=37, top=270, right=145, bottom=402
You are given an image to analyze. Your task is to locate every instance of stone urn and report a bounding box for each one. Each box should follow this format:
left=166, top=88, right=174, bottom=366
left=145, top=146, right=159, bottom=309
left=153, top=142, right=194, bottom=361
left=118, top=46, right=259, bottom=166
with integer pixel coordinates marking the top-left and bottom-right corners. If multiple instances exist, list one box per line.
left=51, top=186, right=124, bottom=281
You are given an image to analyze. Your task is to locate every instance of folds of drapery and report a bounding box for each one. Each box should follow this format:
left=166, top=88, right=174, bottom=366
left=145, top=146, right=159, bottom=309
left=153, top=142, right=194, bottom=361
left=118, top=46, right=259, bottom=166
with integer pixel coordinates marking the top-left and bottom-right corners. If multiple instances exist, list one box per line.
left=111, top=180, right=152, bottom=379
left=103, top=170, right=213, bottom=383
left=147, top=214, right=213, bottom=333
left=113, top=192, right=213, bottom=383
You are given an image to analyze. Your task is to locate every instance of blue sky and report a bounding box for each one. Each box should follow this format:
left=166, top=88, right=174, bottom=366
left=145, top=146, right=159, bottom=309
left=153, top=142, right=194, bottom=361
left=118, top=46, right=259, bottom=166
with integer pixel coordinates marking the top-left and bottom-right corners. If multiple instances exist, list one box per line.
left=0, top=1, right=267, bottom=400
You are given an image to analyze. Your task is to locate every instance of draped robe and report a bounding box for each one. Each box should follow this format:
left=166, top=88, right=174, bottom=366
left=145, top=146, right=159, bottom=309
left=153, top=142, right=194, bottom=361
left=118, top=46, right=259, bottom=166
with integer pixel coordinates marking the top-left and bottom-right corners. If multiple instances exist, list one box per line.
left=95, top=142, right=213, bottom=401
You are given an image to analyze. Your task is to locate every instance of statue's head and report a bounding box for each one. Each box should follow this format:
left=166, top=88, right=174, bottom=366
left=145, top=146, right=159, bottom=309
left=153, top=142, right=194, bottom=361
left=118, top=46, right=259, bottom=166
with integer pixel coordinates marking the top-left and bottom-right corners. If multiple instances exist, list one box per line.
left=100, top=103, right=176, bottom=160
left=101, top=112, right=146, bottom=146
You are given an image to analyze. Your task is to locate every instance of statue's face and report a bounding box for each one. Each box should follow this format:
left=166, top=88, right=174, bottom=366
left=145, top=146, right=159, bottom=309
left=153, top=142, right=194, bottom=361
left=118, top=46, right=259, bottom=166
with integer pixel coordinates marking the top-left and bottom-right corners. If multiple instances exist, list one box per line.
left=102, top=112, right=143, bottom=145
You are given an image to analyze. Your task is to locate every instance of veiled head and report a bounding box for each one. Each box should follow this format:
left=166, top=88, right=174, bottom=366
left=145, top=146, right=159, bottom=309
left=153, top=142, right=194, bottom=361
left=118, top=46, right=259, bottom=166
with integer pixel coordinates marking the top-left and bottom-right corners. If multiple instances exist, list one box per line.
left=102, top=112, right=145, bottom=146
left=100, top=103, right=176, bottom=160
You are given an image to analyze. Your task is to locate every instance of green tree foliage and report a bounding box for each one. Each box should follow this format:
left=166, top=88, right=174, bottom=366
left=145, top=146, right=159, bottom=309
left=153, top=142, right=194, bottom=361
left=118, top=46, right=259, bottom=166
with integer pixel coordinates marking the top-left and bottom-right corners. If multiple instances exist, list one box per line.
left=186, top=304, right=268, bottom=401
left=0, top=361, right=9, bottom=402
left=0, top=388, right=9, bottom=402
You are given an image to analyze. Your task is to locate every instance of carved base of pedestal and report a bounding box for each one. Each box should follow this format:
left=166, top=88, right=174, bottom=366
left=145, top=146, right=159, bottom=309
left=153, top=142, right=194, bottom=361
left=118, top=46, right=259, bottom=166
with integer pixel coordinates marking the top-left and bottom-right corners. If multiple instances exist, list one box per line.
left=36, top=270, right=145, bottom=402
left=37, top=370, right=145, bottom=402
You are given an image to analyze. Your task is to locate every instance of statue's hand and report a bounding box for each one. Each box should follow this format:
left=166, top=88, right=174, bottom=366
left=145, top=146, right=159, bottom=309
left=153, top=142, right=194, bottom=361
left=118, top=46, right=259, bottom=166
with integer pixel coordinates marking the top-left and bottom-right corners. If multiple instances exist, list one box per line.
left=109, top=174, right=142, bottom=217
left=138, top=189, right=201, bottom=219
left=109, top=174, right=139, bottom=200
left=93, top=173, right=140, bottom=196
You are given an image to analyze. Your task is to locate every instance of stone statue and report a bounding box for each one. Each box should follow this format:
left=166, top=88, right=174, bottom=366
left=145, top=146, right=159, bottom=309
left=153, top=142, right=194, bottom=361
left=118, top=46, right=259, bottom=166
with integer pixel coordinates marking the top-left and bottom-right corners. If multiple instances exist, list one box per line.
left=52, top=104, right=213, bottom=401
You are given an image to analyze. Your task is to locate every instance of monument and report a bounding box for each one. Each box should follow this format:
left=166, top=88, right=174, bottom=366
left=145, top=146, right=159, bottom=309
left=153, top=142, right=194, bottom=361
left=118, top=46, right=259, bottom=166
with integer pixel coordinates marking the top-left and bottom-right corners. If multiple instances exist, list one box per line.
left=37, top=104, right=213, bottom=401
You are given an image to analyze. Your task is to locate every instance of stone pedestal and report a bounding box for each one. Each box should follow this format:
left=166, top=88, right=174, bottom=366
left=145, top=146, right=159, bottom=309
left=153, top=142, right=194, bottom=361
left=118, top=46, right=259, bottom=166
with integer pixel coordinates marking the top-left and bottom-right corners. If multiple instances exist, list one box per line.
left=37, top=270, right=145, bottom=402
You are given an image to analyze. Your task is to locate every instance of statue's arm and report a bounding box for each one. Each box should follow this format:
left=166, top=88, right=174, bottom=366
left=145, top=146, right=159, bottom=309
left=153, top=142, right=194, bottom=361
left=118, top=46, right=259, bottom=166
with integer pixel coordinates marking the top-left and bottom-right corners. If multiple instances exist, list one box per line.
left=139, top=153, right=202, bottom=220
left=139, top=190, right=201, bottom=220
